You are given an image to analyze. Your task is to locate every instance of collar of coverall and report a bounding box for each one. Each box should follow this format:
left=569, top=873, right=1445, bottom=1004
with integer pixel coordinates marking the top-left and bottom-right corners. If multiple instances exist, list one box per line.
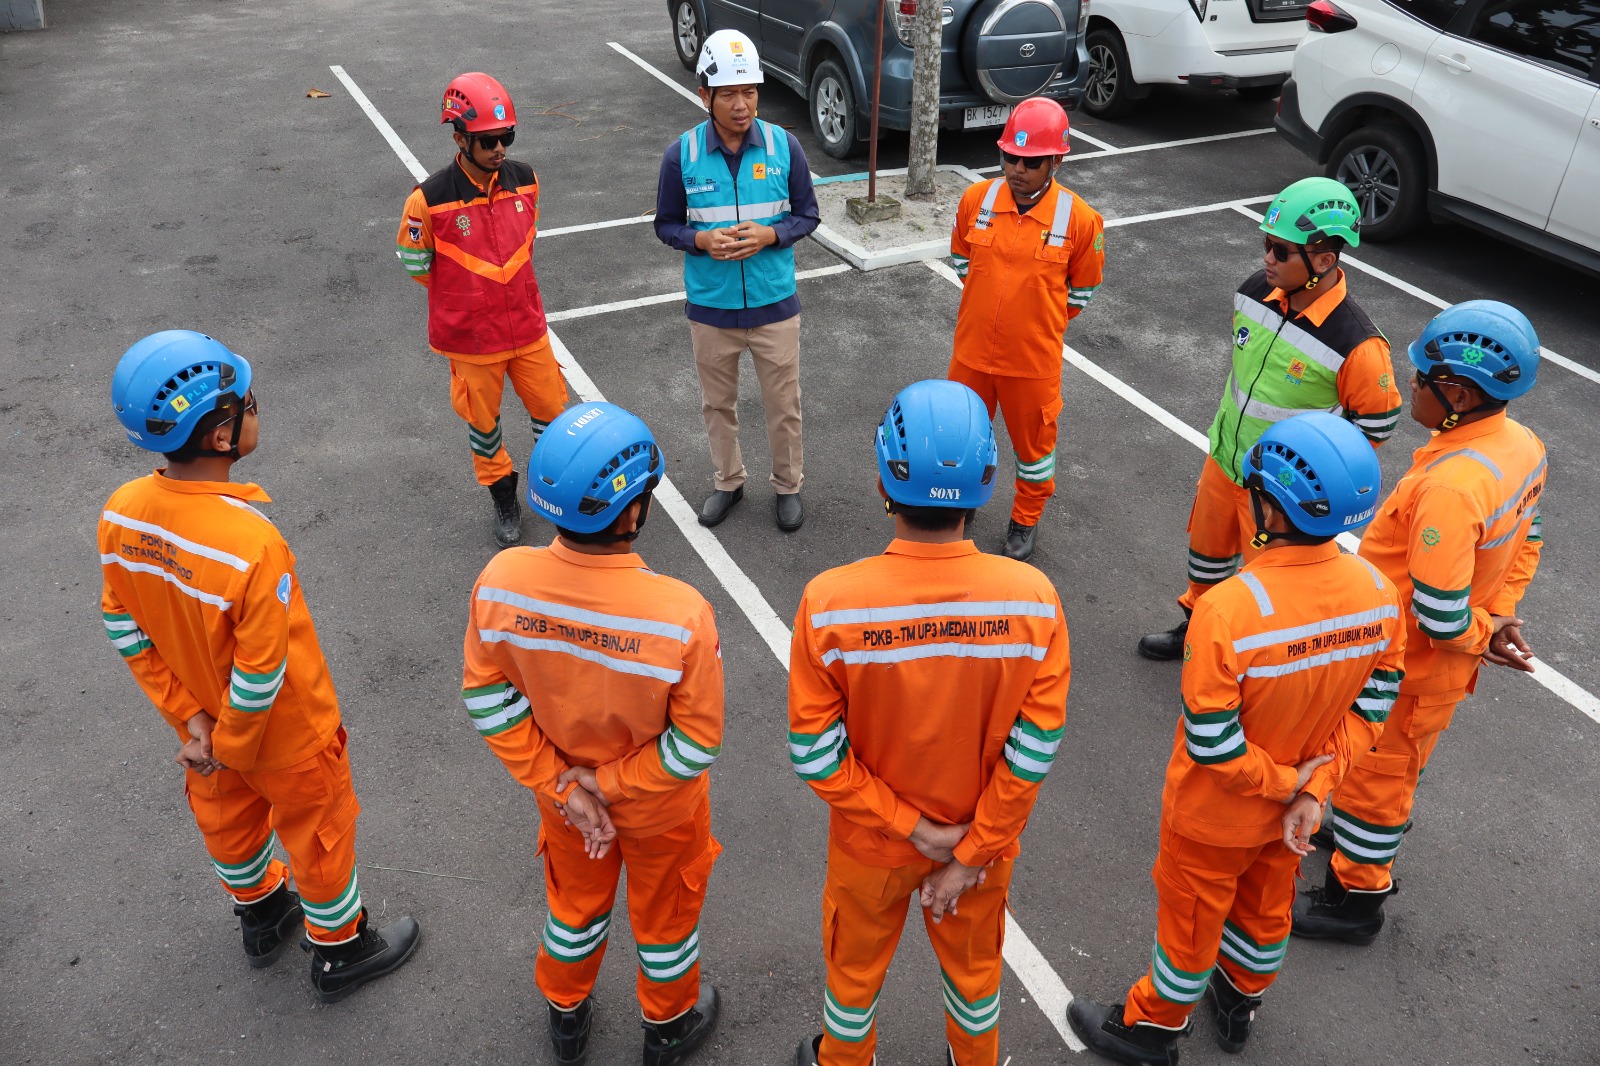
left=1245, top=540, right=1341, bottom=568
left=1418, top=406, right=1508, bottom=443
left=1265, top=268, right=1347, bottom=326
left=546, top=536, right=648, bottom=569
left=883, top=538, right=980, bottom=559
left=991, top=177, right=1063, bottom=221
left=152, top=470, right=272, bottom=502
left=454, top=155, right=502, bottom=195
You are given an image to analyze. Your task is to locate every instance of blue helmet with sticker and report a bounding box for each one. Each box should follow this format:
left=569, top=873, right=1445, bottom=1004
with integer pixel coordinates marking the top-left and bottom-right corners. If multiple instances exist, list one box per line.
left=526, top=403, right=662, bottom=534
left=1408, top=300, right=1540, bottom=402
left=1241, top=411, right=1381, bottom=538
left=111, top=330, right=253, bottom=453
left=876, top=380, right=998, bottom=510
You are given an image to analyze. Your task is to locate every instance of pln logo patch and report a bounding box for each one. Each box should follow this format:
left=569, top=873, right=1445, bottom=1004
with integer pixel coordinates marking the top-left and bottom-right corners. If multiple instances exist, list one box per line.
left=1266, top=206, right=1281, bottom=226
left=1235, top=326, right=1251, bottom=349
left=170, top=394, right=191, bottom=413
left=612, top=473, right=628, bottom=493
left=1286, top=358, right=1307, bottom=382
left=752, top=163, right=766, bottom=180
left=1014, top=130, right=1028, bottom=147
left=276, top=572, right=292, bottom=606
left=729, top=39, right=745, bottom=54
left=493, top=104, right=506, bottom=121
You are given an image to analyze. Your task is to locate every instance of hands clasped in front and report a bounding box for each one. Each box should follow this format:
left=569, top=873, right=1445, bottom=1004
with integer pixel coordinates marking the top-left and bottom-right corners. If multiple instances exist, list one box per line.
left=693, top=221, right=776, bottom=262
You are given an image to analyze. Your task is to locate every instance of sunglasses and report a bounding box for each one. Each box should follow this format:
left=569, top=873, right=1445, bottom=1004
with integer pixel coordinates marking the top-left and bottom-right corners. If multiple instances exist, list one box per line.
left=1263, top=236, right=1299, bottom=263
left=1000, top=151, right=1050, bottom=170
left=213, top=390, right=258, bottom=429
left=471, top=129, right=516, bottom=149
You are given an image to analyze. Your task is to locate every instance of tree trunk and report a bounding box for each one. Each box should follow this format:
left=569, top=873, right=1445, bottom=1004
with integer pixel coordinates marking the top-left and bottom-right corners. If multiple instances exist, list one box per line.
left=903, top=0, right=942, bottom=201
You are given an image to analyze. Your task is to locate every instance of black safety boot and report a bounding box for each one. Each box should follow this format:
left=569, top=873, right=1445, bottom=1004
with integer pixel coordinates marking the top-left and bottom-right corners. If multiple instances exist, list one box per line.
left=548, top=997, right=593, bottom=1065
left=1205, top=970, right=1261, bottom=1054
left=793, top=1034, right=821, bottom=1066
left=306, top=909, right=421, bottom=1003
left=775, top=492, right=804, bottom=532
left=1067, top=998, right=1186, bottom=1065
left=642, top=982, right=719, bottom=1065
left=1137, top=617, right=1190, bottom=661
left=234, top=881, right=303, bottom=968
left=1001, top=520, right=1038, bottom=562
left=488, top=472, right=522, bottom=547
left=698, top=486, right=743, bottom=527
left=1291, top=863, right=1397, bottom=946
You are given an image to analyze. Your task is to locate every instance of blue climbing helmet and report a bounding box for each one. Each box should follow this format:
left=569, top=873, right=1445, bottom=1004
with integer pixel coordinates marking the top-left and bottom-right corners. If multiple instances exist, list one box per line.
left=526, top=403, right=662, bottom=534
left=111, top=330, right=253, bottom=452
left=1241, top=411, right=1381, bottom=539
left=876, top=380, right=998, bottom=510
left=1408, top=299, right=1540, bottom=403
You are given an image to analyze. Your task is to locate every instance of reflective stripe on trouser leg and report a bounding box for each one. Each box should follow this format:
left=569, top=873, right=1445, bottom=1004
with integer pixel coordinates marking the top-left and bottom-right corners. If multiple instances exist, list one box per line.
left=1329, top=695, right=1442, bottom=892
left=1179, top=456, right=1258, bottom=612
left=819, top=840, right=917, bottom=1066
left=210, top=831, right=282, bottom=902
left=544, top=911, right=614, bottom=964
left=184, top=766, right=290, bottom=906
left=994, top=376, right=1061, bottom=526
left=1212, top=841, right=1299, bottom=997
left=628, top=800, right=718, bottom=1022
left=503, top=334, right=571, bottom=436
left=637, top=930, right=701, bottom=984
left=928, top=859, right=1012, bottom=1065
left=534, top=802, right=625, bottom=1011
left=1216, top=920, right=1288, bottom=985
left=301, top=868, right=364, bottom=943
left=449, top=358, right=514, bottom=485
left=824, top=988, right=878, bottom=1044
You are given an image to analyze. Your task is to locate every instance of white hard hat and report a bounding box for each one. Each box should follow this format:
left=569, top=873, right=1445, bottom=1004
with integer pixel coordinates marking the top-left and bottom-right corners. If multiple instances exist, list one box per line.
left=697, top=29, right=764, bottom=87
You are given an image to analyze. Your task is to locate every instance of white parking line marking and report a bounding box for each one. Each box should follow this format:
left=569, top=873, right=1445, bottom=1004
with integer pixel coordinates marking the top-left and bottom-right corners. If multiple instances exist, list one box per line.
left=608, top=41, right=707, bottom=111
left=1005, top=913, right=1089, bottom=1052
left=1106, top=196, right=1275, bottom=230
left=542, top=213, right=657, bottom=237
left=1069, top=126, right=1121, bottom=154
left=547, top=263, right=853, bottom=322
left=337, top=62, right=1085, bottom=1051
left=975, top=128, right=1276, bottom=173
left=1228, top=205, right=1600, bottom=388
left=929, top=258, right=1600, bottom=726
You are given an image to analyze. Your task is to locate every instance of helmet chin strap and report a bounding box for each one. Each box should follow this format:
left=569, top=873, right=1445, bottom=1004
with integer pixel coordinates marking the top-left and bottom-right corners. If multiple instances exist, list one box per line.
left=1295, top=244, right=1334, bottom=292
left=1423, top=375, right=1493, bottom=431
left=1248, top=486, right=1286, bottom=550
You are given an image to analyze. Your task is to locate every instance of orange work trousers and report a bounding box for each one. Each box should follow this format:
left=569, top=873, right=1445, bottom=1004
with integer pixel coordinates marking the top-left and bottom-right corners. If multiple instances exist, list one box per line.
left=1123, top=821, right=1299, bottom=1031
left=448, top=335, right=570, bottom=486
left=535, top=795, right=720, bottom=1023
left=184, top=726, right=363, bottom=944
left=818, top=840, right=1013, bottom=1066
left=1329, top=693, right=1452, bottom=892
left=1177, top=457, right=1260, bottom=613
left=947, top=359, right=1062, bottom=526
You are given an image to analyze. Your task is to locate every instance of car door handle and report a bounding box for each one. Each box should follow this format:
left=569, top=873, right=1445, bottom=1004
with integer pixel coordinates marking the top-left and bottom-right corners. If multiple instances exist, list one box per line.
left=1435, top=53, right=1473, bottom=72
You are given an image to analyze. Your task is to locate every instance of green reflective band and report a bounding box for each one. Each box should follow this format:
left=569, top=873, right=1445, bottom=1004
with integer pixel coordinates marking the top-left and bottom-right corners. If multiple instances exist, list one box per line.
left=1182, top=700, right=1246, bottom=765
left=1527, top=513, right=1543, bottom=544
left=951, top=254, right=970, bottom=280
left=636, top=929, right=700, bottom=982
left=530, top=416, right=551, bottom=442
left=1004, top=716, right=1063, bottom=782
left=789, top=723, right=849, bottom=781
left=823, top=988, right=877, bottom=1043
left=212, top=833, right=278, bottom=890
left=1015, top=452, right=1056, bottom=483
left=302, top=868, right=363, bottom=930
left=542, top=910, right=612, bottom=962
left=658, top=725, right=721, bottom=780
left=1217, top=920, right=1288, bottom=975
left=1068, top=284, right=1099, bottom=308
left=395, top=245, right=433, bottom=276
left=1330, top=805, right=1406, bottom=864
left=1350, top=406, right=1402, bottom=442
left=1410, top=575, right=1471, bottom=639
left=467, top=418, right=503, bottom=459
left=1187, top=549, right=1241, bottom=586
left=463, top=682, right=531, bottom=736
left=103, top=611, right=154, bottom=658
left=1351, top=667, right=1403, bottom=722
left=230, top=660, right=286, bottom=713
left=941, top=970, right=1001, bottom=1035
left=1149, top=939, right=1212, bottom=1004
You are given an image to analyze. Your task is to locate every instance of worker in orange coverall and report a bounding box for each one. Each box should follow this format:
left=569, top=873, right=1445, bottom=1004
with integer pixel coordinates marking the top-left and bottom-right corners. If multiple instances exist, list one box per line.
left=788, top=379, right=1071, bottom=1066
left=462, top=402, right=722, bottom=1066
left=1295, top=301, right=1548, bottom=946
left=100, top=330, right=419, bottom=1002
left=949, top=96, right=1105, bottom=563
left=1069, top=412, right=1404, bottom=1064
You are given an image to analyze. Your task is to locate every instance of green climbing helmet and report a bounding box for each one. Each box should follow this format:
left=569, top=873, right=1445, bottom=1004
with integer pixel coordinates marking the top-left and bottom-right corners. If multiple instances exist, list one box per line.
left=1260, top=177, right=1362, bottom=248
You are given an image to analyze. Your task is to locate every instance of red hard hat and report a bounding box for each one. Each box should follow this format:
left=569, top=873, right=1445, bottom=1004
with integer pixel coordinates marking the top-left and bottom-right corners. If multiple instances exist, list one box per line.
left=996, top=97, right=1070, bottom=157
left=440, top=72, right=517, bottom=132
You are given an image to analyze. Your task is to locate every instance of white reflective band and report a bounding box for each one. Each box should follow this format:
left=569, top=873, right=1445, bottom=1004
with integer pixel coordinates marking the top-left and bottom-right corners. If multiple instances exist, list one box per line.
left=1233, top=293, right=1347, bottom=374
left=811, top=599, right=1056, bottom=629
left=102, top=511, right=251, bottom=571
left=685, top=199, right=791, bottom=224
left=220, top=496, right=273, bottom=524
left=1356, top=557, right=1385, bottom=590
left=1231, top=605, right=1398, bottom=653
left=764, top=120, right=777, bottom=155
left=100, top=554, right=232, bottom=610
left=1483, top=458, right=1548, bottom=527
left=477, top=629, right=684, bottom=683
left=973, top=179, right=1004, bottom=230
left=1231, top=380, right=1333, bottom=424
left=473, top=694, right=530, bottom=733
left=1237, top=572, right=1274, bottom=617
left=110, top=631, right=146, bottom=650
left=1425, top=448, right=1503, bottom=480
left=1045, top=189, right=1072, bottom=247
left=1412, top=587, right=1469, bottom=613
left=820, top=642, right=1049, bottom=667
left=1242, top=639, right=1390, bottom=678
left=477, top=586, right=692, bottom=642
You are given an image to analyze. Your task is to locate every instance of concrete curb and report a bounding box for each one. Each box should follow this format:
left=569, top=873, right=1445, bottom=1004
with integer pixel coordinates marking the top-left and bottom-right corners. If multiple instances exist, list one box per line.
left=811, top=163, right=987, bottom=271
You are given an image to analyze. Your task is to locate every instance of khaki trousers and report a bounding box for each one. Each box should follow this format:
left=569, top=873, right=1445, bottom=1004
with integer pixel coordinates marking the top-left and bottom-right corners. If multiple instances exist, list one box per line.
left=689, top=316, right=804, bottom=494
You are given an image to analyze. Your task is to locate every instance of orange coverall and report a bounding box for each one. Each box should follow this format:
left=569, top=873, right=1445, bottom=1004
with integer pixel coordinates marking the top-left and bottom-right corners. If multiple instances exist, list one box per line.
left=462, top=538, right=724, bottom=1022
left=949, top=177, right=1105, bottom=525
left=99, top=473, right=363, bottom=943
left=397, top=161, right=569, bottom=486
left=1330, top=412, right=1546, bottom=892
left=1180, top=272, right=1401, bottom=611
left=789, top=539, right=1071, bottom=1066
left=1123, top=543, right=1405, bottom=1029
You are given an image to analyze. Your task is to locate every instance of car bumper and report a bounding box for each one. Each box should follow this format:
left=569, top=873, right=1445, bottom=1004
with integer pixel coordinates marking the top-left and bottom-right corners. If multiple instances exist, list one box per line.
left=1182, top=70, right=1289, bottom=90
left=1271, top=77, right=1324, bottom=161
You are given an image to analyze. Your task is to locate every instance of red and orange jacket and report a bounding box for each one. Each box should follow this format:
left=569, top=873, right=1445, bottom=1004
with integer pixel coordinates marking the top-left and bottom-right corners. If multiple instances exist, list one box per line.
left=1168, top=542, right=1406, bottom=846
left=1359, top=410, right=1547, bottom=704
left=461, top=539, right=724, bottom=837
left=788, top=539, right=1071, bottom=868
left=396, top=156, right=547, bottom=364
left=98, top=473, right=342, bottom=772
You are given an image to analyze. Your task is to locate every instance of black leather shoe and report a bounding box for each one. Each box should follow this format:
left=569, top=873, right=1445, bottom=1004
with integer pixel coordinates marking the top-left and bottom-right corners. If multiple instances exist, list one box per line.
left=1206, top=970, right=1261, bottom=1054
left=307, top=910, right=421, bottom=1003
left=235, top=881, right=303, bottom=969
left=698, top=487, right=744, bottom=527
left=488, top=472, right=522, bottom=547
left=549, top=997, right=593, bottom=1065
left=776, top=492, right=804, bottom=532
left=1137, top=619, right=1189, bottom=662
left=1291, top=863, right=1397, bottom=946
left=1001, top=520, right=1038, bottom=561
left=642, top=982, right=719, bottom=1065
left=793, top=1034, right=821, bottom=1066
left=1066, top=998, right=1186, bottom=1066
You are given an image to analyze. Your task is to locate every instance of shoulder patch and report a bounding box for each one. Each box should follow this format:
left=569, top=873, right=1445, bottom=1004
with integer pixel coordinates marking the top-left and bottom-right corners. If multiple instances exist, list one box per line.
left=276, top=572, right=292, bottom=606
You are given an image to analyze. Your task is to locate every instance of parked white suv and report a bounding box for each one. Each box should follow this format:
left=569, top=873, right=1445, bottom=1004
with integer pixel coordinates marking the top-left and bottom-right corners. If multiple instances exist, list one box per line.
left=1083, top=0, right=1309, bottom=117
left=1276, top=0, right=1600, bottom=274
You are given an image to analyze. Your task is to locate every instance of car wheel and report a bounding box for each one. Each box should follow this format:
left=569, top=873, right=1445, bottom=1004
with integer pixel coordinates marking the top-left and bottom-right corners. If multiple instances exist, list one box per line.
left=1237, top=84, right=1280, bottom=102
left=1084, top=28, right=1137, bottom=119
left=1328, top=123, right=1427, bottom=242
left=672, top=0, right=702, bottom=71
left=809, top=58, right=860, bottom=160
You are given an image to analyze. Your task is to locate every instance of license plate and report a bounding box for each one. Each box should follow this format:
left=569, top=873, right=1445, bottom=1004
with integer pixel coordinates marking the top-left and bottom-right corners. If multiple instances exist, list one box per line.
left=1260, top=0, right=1304, bottom=9
left=964, top=104, right=1011, bottom=129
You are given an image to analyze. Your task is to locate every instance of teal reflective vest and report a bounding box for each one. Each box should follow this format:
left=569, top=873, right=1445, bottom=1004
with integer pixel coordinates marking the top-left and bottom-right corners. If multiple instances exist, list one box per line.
left=1208, top=270, right=1384, bottom=483
left=679, top=119, right=796, bottom=310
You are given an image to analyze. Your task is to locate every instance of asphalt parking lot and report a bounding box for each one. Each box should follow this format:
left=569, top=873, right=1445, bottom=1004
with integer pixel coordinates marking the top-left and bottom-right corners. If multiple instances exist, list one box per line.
left=4, top=2, right=1599, bottom=1064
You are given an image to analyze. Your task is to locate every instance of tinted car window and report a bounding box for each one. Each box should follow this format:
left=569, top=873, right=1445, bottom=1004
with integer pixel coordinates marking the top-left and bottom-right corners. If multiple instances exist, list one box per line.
left=1467, top=0, right=1600, bottom=77
left=1385, top=0, right=1469, bottom=30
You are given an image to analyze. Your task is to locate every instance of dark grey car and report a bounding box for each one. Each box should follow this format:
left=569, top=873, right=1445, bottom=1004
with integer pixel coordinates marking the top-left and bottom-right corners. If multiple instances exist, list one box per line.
left=668, top=0, right=1091, bottom=158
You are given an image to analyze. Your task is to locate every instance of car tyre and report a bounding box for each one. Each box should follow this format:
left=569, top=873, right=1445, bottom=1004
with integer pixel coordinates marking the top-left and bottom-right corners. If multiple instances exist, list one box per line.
left=809, top=58, right=861, bottom=160
left=672, top=0, right=702, bottom=71
left=1237, top=84, right=1281, bottom=102
left=1084, top=27, right=1137, bottom=119
left=1328, top=123, right=1426, bottom=241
